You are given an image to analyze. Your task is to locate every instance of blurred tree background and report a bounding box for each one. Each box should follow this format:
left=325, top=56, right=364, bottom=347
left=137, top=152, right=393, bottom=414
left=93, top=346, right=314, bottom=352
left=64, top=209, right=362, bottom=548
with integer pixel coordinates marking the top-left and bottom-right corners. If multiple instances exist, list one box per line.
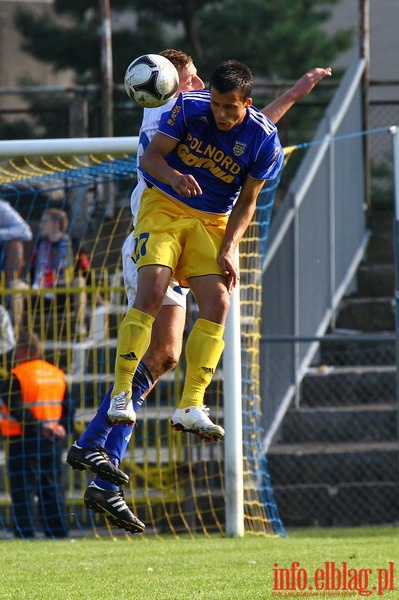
left=0, top=0, right=352, bottom=143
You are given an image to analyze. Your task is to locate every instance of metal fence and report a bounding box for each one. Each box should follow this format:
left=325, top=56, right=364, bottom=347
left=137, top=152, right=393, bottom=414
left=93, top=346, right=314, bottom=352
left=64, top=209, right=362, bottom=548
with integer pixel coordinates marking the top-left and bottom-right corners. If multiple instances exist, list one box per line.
left=260, top=55, right=370, bottom=444
left=259, top=54, right=399, bottom=527
left=265, top=334, right=398, bottom=527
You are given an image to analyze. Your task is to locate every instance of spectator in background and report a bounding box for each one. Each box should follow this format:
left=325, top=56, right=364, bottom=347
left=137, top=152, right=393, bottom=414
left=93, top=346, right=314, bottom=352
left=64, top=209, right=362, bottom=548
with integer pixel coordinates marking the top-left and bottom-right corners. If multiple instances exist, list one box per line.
left=31, top=207, right=73, bottom=291
left=31, top=208, right=87, bottom=337
left=0, top=331, right=74, bottom=538
left=0, top=199, right=32, bottom=332
left=0, top=304, right=15, bottom=374
left=72, top=238, right=105, bottom=308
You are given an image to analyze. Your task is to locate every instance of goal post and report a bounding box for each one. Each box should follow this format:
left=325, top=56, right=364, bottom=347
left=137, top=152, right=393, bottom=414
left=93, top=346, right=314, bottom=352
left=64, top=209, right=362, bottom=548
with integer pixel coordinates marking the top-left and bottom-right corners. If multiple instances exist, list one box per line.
left=224, top=285, right=244, bottom=537
left=0, top=137, right=285, bottom=539
left=0, top=137, right=139, bottom=158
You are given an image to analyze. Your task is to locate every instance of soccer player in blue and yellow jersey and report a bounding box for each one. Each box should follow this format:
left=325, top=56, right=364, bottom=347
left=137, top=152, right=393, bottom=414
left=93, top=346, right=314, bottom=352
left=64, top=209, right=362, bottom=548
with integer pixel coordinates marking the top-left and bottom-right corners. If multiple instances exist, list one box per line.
left=108, top=60, right=283, bottom=440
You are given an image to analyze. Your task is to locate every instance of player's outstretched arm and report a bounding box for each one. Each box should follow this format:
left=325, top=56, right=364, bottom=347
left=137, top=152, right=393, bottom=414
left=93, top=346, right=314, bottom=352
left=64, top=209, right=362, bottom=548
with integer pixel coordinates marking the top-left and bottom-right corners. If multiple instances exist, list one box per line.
left=261, top=67, right=332, bottom=124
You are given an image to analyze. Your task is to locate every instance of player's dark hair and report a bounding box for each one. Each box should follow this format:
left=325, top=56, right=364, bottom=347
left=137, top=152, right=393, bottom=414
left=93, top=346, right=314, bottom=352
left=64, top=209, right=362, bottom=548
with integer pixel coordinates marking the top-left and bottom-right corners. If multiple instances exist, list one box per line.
left=209, top=60, right=253, bottom=100
left=160, top=49, right=193, bottom=75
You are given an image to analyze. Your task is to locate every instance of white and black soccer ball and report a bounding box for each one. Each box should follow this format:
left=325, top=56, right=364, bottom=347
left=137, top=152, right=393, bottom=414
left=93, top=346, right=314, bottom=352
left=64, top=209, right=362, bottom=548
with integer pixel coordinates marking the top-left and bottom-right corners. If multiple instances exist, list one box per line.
left=124, top=54, right=179, bottom=108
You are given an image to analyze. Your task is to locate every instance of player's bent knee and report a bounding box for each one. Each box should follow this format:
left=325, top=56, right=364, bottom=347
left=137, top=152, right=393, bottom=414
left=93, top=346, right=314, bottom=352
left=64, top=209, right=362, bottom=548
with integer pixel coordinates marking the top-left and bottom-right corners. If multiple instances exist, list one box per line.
left=134, top=293, right=164, bottom=316
left=212, top=291, right=231, bottom=320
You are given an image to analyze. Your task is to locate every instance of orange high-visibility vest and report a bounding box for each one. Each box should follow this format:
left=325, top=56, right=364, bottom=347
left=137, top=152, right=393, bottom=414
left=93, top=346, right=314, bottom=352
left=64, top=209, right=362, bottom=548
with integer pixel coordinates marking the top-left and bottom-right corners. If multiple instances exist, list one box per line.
left=1, top=359, right=66, bottom=437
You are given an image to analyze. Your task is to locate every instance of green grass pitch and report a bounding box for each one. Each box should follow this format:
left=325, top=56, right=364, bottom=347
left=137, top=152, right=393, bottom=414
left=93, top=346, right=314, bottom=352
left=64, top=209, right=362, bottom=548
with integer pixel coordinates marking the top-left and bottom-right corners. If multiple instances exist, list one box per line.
left=0, top=527, right=397, bottom=599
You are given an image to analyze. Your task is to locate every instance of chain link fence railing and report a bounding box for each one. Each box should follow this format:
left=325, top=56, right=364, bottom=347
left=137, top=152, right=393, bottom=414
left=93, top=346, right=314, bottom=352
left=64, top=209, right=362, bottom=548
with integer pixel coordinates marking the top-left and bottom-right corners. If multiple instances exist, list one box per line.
left=264, top=197, right=399, bottom=528
left=261, top=79, right=399, bottom=529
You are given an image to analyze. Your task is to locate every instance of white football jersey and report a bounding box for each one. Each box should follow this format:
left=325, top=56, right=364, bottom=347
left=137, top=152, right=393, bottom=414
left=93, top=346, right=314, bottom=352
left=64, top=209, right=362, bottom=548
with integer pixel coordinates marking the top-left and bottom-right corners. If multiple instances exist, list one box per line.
left=130, top=98, right=177, bottom=221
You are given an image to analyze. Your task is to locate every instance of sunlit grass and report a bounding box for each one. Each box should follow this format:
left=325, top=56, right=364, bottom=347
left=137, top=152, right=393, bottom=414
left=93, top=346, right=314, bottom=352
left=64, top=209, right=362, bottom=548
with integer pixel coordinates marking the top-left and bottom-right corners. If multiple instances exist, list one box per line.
left=0, top=527, right=397, bottom=599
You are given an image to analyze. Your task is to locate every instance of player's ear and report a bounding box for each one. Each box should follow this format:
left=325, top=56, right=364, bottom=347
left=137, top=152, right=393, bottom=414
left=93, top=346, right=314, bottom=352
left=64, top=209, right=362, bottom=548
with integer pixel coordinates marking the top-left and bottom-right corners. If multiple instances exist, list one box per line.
left=245, top=97, right=253, bottom=107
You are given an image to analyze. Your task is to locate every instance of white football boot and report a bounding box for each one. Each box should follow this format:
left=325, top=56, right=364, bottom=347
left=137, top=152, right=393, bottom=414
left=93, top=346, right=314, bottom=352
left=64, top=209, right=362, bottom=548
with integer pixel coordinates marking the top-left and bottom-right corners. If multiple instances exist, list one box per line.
left=171, top=405, right=225, bottom=442
left=107, top=391, right=136, bottom=425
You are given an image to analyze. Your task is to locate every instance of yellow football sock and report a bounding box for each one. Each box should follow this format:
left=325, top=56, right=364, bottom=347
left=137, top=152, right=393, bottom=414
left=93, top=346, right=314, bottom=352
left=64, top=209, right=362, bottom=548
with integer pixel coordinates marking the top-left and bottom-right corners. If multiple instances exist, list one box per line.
left=179, top=318, right=225, bottom=409
left=112, top=307, right=154, bottom=398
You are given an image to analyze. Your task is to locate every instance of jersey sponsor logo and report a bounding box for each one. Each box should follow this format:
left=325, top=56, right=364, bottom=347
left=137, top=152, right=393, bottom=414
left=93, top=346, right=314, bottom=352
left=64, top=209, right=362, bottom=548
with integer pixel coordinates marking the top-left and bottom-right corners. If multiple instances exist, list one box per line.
left=233, top=141, right=246, bottom=156
left=177, top=133, right=241, bottom=184
left=166, top=104, right=181, bottom=126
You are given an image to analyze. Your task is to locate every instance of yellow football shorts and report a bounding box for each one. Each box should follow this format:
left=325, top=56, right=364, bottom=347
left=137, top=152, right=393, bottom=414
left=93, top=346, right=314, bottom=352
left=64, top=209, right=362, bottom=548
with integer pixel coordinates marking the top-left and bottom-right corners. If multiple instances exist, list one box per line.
left=133, top=187, right=229, bottom=285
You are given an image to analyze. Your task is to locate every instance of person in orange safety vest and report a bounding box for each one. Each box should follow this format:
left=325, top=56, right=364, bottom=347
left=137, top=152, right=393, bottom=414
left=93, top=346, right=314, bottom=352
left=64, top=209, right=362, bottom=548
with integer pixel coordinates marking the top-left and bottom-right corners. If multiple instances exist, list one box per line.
left=0, top=331, right=74, bottom=538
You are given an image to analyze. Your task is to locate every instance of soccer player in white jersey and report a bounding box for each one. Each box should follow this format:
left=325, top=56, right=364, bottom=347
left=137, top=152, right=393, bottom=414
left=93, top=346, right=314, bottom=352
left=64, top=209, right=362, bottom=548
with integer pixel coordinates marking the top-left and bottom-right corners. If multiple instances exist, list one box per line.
left=67, top=51, right=205, bottom=533
left=67, top=52, right=331, bottom=533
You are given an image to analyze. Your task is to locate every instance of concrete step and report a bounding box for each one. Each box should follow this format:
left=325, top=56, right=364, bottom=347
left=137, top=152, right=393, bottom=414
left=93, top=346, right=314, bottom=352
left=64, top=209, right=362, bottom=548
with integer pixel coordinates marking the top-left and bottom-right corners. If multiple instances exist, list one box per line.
left=272, top=481, right=399, bottom=527
left=364, top=211, right=394, bottom=263
left=300, top=365, right=396, bottom=407
left=356, top=212, right=394, bottom=294
left=319, top=333, right=395, bottom=366
left=280, top=404, right=397, bottom=444
left=335, top=297, right=395, bottom=331
left=356, top=263, right=394, bottom=297
left=268, top=441, right=399, bottom=485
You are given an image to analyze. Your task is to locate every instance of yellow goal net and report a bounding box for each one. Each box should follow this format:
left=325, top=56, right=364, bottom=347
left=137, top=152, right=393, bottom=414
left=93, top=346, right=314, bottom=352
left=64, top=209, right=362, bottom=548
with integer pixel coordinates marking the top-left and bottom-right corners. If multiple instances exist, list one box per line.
left=0, top=143, right=286, bottom=540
